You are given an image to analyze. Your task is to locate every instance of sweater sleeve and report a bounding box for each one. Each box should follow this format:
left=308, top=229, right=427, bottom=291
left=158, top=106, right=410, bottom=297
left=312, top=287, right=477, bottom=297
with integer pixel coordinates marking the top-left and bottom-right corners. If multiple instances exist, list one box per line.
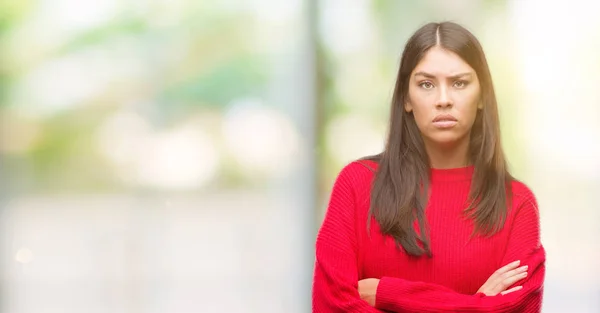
left=375, top=188, right=545, bottom=313
left=312, top=164, right=384, bottom=313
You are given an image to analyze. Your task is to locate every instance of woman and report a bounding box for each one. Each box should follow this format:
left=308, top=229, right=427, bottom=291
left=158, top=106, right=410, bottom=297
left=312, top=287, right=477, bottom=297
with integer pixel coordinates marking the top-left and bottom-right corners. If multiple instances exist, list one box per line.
left=312, top=22, right=545, bottom=312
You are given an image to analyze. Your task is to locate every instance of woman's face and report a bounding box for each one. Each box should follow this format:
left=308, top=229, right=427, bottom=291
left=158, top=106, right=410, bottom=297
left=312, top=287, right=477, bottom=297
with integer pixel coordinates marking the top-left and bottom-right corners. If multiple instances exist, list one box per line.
left=405, top=46, right=482, bottom=148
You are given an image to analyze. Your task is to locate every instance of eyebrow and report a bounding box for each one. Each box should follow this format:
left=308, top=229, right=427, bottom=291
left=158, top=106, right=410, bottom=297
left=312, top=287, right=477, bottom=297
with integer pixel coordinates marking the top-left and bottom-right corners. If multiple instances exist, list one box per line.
left=413, top=71, right=473, bottom=79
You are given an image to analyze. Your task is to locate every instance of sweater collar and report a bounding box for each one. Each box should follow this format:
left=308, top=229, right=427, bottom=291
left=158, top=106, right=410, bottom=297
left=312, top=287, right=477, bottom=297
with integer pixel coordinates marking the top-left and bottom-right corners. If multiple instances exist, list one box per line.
left=430, top=165, right=474, bottom=182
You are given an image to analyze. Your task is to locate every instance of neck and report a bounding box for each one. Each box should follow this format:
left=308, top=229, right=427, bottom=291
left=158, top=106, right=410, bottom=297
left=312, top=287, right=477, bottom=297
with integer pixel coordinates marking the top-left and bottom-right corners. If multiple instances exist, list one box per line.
left=425, top=137, right=470, bottom=169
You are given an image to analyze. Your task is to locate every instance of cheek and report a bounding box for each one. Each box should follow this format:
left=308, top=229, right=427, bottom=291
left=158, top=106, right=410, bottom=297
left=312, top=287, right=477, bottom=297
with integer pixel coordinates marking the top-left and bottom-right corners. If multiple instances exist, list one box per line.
left=407, top=100, right=428, bottom=121
left=459, top=93, right=480, bottom=126
left=463, top=106, right=479, bottom=126
left=411, top=109, right=431, bottom=129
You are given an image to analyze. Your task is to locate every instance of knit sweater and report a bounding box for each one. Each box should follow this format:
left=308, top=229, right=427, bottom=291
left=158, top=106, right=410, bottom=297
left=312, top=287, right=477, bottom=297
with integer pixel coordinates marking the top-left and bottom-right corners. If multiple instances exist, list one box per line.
left=312, top=160, right=545, bottom=312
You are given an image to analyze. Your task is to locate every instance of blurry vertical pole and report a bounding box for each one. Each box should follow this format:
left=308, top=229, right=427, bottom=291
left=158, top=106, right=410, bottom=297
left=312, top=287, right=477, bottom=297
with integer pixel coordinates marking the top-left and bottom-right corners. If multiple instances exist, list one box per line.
left=272, top=0, right=320, bottom=311
left=0, top=22, right=6, bottom=310
left=305, top=0, right=322, bottom=309
left=0, top=57, right=8, bottom=313
left=0, top=129, right=16, bottom=313
left=0, top=155, right=4, bottom=312
left=298, top=0, right=319, bottom=310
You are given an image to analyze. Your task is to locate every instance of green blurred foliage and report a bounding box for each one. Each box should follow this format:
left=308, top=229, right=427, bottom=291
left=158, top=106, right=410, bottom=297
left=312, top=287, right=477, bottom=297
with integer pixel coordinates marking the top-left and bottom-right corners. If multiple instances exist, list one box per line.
left=0, top=2, right=274, bottom=192
left=161, top=55, right=268, bottom=108
left=1, top=0, right=529, bottom=193
left=0, top=0, right=33, bottom=107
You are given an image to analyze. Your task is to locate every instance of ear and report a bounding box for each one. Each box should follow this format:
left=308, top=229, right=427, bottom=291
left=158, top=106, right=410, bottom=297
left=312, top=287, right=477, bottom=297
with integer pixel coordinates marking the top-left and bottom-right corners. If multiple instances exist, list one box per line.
left=405, top=101, right=413, bottom=113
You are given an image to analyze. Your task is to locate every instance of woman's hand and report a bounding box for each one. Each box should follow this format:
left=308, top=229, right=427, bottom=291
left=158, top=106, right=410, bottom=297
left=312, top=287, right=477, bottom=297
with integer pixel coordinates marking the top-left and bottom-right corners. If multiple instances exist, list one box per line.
left=477, top=260, right=528, bottom=296
left=358, top=278, right=380, bottom=306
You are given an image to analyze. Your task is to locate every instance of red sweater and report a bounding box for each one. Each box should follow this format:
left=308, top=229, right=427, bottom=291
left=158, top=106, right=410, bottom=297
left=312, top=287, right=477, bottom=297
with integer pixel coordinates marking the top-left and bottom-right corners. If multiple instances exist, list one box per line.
left=312, top=160, right=545, bottom=312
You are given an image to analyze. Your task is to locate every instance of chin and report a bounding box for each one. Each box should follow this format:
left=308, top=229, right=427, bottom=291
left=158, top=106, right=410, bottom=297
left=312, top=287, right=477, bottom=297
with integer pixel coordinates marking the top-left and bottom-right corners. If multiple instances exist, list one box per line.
left=434, top=140, right=461, bottom=148
left=426, top=133, right=465, bottom=147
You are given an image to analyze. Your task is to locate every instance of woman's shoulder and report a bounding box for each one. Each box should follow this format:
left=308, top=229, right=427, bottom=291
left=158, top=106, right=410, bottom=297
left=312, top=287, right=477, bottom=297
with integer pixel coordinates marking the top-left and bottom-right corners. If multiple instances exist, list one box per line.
left=336, top=159, right=379, bottom=182
left=508, top=178, right=540, bottom=217
left=510, top=179, right=537, bottom=201
left=331, top=160, right=378, bottom=209
left=332, top=159, right=379, bottom=196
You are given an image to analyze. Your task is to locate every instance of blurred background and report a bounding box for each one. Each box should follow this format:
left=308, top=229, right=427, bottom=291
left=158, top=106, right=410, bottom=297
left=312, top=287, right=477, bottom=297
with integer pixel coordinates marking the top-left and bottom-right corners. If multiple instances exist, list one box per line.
left=0, top=0, right=599, bottom=312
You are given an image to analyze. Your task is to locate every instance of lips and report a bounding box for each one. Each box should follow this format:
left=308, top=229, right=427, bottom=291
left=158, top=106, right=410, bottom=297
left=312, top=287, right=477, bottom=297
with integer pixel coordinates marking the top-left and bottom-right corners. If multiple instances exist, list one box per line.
left=432, top=114, right=457, bottom=123
left=432, top=114, right=458, bottom=129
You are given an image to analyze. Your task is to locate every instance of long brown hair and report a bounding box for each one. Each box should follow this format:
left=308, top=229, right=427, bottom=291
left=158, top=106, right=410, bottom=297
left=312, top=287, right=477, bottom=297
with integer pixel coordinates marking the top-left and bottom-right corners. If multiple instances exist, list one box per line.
left=363, top=22, right=513, bottom=257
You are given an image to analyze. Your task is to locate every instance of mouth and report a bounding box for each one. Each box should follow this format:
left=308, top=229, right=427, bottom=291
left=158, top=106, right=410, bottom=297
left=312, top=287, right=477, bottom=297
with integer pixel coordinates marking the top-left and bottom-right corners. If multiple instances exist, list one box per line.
left=432, top=114, right=458, bottom=128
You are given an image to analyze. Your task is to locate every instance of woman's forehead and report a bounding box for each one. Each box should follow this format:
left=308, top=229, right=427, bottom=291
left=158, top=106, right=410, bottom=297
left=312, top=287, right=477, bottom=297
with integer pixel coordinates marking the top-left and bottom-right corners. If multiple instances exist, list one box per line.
left=412, top=47, right=475, bottom=77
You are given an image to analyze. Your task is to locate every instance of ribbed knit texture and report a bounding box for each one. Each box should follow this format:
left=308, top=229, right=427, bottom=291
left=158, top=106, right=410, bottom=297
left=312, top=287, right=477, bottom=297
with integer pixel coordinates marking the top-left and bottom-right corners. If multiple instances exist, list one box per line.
left=312, top=160, right=545, bottom=313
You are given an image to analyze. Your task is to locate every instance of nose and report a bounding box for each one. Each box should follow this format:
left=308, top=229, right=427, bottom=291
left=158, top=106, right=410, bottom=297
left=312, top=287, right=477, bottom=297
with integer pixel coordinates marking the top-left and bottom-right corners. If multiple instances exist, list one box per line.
left=435, top=86, right=453, bottom=109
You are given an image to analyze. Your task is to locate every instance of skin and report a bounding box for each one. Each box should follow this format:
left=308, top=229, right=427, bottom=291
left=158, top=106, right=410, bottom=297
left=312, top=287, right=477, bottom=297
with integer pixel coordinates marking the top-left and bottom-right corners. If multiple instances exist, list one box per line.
left=405, top=46, right=482, bottom=169
left=357, top=46, right=527, bottom=306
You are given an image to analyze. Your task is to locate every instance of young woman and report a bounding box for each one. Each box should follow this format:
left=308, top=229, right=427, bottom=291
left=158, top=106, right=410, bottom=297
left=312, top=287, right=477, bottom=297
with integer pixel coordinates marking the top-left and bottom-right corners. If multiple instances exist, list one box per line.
left=312, top=22, right=545, bottom=312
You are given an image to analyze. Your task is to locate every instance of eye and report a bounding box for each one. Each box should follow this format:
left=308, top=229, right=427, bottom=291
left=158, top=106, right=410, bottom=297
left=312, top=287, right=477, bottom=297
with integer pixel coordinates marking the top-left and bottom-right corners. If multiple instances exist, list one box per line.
left=453, top=80, right=469, bottom=88
left=419, top=81, right=434, bottom=89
